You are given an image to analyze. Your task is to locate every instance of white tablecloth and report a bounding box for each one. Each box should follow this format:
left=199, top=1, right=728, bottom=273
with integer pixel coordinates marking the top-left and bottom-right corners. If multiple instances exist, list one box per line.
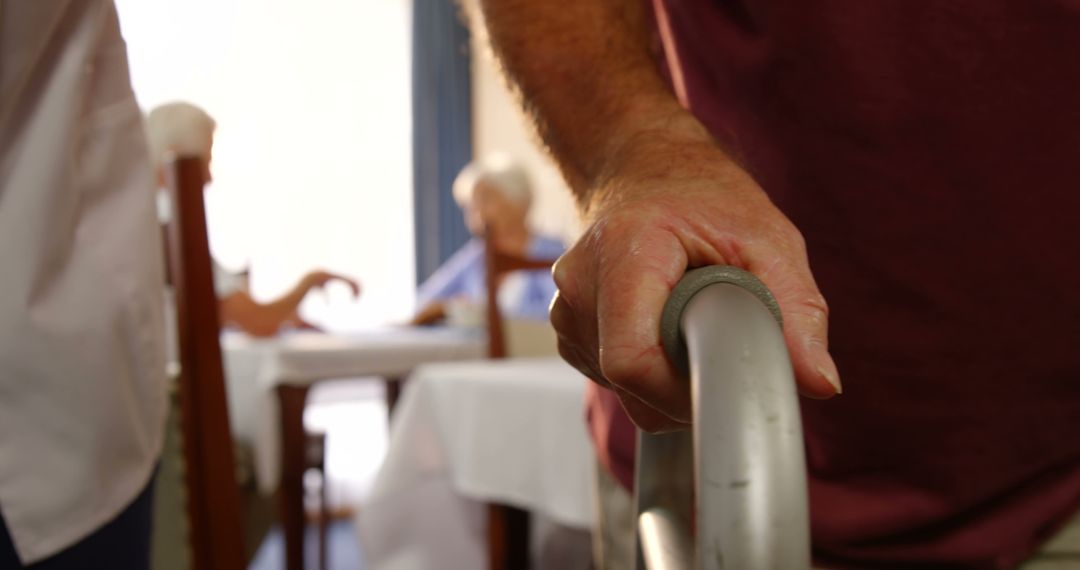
left=220, top=327, right=487, bottom=491
left=356, top=357, right=596, bottom=570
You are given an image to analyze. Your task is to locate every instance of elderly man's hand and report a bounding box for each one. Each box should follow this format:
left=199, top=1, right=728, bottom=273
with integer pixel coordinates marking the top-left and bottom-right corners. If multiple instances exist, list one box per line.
left=549, top=135, right=841, bottom=432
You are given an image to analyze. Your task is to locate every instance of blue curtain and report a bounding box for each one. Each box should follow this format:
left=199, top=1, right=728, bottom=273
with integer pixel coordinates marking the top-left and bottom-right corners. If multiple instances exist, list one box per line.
left=412, top=0, right=473, bottom=285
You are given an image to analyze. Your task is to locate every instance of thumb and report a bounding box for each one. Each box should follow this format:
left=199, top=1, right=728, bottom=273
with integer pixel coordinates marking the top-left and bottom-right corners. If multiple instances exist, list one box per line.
left=781, top=288, right=841, bottom=398
left=752, top=256, right=841, bottom=399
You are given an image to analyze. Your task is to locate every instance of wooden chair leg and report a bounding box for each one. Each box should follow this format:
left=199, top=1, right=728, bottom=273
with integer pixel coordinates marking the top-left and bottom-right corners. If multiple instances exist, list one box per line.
left=488, top=504, right=531, bottom=570
left=277, top=385, right=309, bottom=570
left=319, top=464, right=329, bottom=570
left=384, top=376, right=404, bottom=424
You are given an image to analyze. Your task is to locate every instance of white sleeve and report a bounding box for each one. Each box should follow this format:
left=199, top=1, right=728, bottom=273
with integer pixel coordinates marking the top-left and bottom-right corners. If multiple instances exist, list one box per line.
left=212, top=260, right=243, bottom=298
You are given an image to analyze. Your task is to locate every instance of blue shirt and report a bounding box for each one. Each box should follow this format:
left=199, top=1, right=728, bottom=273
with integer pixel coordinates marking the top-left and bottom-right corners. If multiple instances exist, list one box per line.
left=416, top=236, right=565, bottom=321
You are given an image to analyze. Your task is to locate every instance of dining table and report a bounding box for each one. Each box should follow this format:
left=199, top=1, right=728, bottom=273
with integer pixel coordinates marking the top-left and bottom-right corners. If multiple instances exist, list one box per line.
left=355, top=356, right=597, bottom=570
left=220, top=326, right=488, bottom=570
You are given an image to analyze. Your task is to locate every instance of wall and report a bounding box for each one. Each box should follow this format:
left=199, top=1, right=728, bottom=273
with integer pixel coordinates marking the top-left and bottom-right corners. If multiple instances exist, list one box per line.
left=467, top=6, right=583, bottom=245
left=116, top=0, right=415, bottom=328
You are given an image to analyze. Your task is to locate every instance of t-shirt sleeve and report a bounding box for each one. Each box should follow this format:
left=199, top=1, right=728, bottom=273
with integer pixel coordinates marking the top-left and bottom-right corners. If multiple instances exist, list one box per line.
left=212, top=260, right=243, bottom=298
left=415, top=240, right=484, bottom=308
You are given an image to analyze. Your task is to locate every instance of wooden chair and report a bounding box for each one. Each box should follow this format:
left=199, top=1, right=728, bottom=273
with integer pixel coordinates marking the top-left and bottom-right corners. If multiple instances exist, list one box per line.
left=163, top=155, right=247, bottom=570
left=483, top=234, right=558, bottom=360
left=481, top=233, right=558, bottom=570
left=277, top=384, right=335, bottom=570
left=164, top=156, right=330, bottom=570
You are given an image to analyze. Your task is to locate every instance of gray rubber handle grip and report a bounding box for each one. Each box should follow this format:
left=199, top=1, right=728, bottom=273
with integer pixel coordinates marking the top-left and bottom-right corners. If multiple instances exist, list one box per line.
left=659, top=266, right=783, bottom=374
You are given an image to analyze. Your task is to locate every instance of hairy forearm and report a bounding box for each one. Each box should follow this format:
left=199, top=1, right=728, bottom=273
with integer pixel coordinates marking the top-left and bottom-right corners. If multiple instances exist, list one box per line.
left=478, top=0, right=712, bottom=202
left=481, top=0, right=840, bottom=428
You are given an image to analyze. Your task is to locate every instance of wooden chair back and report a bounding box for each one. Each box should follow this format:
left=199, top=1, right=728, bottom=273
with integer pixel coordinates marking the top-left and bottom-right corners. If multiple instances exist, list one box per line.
left=482, top=233, right=557, bottom=359
left=163, top=154, right=246, bottom=570
left=482, top=233, right=558, bottom=569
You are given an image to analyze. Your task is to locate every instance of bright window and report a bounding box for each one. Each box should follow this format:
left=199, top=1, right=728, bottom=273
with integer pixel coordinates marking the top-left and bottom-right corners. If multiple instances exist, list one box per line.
left=116, top=0, right=415, bottom=328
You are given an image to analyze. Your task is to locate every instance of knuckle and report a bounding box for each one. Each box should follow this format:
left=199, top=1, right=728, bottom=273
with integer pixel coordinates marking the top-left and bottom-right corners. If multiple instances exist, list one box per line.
left=551, top=255, right=572, bottom=291
left=788, top=291, right=830, bottom=332
left=551, top=250, right=585, bottom=298
left=784, top=225, right=808, bottom=250
left=801, top=291, right=830, bottom=319
left=763, top=217, right=806, bottom=253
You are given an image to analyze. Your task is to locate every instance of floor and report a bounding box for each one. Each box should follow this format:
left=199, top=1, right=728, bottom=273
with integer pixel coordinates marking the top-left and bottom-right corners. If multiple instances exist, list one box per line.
left=146, top=367, right=593, bottom=570
left=248, top=521, right=364, bottom=570
left=242, top=376, right=595, bottom=570
left=249, top=377, right=389, bottom=570
left=303, top=377, right=390, bottom=511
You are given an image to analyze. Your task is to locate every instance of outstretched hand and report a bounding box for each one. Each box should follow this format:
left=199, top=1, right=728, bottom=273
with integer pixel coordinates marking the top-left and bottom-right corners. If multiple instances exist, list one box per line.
left=302, top=270, right=361, bottom=298
left=549, top=137, right=841, bottom=433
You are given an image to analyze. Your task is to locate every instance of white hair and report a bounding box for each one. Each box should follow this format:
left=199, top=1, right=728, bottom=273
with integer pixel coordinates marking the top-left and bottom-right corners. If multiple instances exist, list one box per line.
left=452, top=154, right=532, bottom=210
left=144, top=102, right=216, bottom=168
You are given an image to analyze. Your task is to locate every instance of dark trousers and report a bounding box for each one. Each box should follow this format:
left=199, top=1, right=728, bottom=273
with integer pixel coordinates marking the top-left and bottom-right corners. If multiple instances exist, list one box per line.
left=0, top=472, right=155, bottom=570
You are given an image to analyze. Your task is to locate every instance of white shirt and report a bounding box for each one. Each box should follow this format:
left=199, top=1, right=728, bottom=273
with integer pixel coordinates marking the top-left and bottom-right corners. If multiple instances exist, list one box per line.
left=0, top=0, right=166, bottom=563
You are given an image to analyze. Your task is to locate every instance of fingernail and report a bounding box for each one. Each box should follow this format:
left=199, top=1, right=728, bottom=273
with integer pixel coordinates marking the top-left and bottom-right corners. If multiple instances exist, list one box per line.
left=817, top=363, right=842, bottom=395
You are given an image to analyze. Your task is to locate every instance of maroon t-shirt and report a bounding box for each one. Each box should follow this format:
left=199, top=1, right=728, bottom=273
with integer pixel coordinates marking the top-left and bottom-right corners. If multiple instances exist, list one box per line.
left=588, top=1, right=1080, bottom=567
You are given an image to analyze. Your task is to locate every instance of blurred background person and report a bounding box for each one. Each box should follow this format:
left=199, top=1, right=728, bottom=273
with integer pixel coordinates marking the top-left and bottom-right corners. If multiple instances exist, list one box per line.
left=411, top=155, right=564, bottom=326
left=145, top=102, right=360, bottom=337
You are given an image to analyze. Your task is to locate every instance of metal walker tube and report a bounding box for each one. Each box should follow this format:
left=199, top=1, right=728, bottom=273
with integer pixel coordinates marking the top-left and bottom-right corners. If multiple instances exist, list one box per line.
left=634, top=266, right=811, bottom=570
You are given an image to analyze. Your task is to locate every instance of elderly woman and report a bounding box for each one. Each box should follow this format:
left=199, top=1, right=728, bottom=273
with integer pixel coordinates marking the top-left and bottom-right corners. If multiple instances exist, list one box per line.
left=145, top=102, right=359, bottom=336
left=412, top=156, right=565, bottom=325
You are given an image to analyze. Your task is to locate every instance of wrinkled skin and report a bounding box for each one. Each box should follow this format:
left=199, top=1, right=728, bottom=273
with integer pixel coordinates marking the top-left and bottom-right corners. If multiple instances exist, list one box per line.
left=549, top=136, right=841, bottom=432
